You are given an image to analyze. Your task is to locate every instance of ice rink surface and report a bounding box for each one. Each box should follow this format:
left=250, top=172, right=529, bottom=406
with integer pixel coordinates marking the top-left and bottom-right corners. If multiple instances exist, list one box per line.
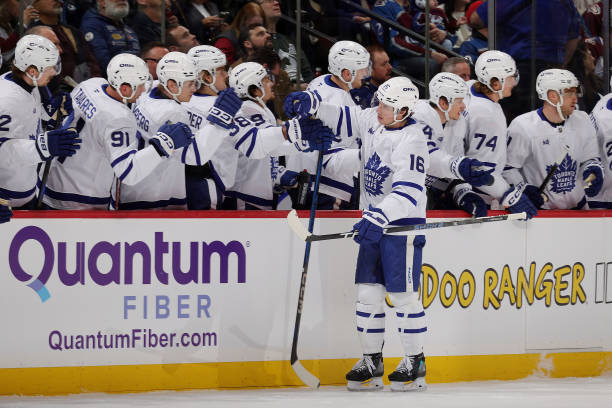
left=1, top=376, right=611, bottom=408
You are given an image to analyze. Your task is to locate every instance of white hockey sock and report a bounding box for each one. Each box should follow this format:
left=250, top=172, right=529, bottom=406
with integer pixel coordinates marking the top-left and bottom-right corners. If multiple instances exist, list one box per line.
left=355, top=301, right=386, bottom=355
left=391, top=293, right=427, bottom=356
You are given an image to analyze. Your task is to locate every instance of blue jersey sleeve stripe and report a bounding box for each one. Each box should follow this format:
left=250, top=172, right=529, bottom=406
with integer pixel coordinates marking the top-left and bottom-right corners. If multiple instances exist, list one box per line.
left=345, top=106, right=352, bottom=138
left=110, top=150, right=136, bottom=167
left=392, top=190, right=417, bottom=206
left=324, top=147, right=345, bottom=155
left=118, top=162, right=133, bottom=181
left=336, top=108, right=344, bottom=138
left=392, top=181, right=423, bottom=191
left=208, top=161, right=226, bottom=192
left=245, top=131, right=258, bottom=157
left=234, top=130, right=252, bottom=150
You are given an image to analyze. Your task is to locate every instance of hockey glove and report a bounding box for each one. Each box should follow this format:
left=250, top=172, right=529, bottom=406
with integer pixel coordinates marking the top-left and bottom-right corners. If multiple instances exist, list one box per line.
left=453, top=157, right=495, bottom=187
left=456, top=189, right=487, bottom=217
left=522, top=184, right=545, bottom=209
left=36, top=126, right=82, bottom=160
left=283, top=90, right=321, bottom=118
left=207, top=88, right=243, bottom=129
left=151, top=122, right=194, bottom=157
left=0, top=197, right=12, bottom=225
left=285, top=117, right=333, bottom=152
left=44, top=92, right=73, bottom=127
left=276, top=167, right=298, bottom=189
left=501, top=182, right=538, bottom=220
left=583, top=165, right=604, bottom=197
left=353, top=206, right=386, bottom=244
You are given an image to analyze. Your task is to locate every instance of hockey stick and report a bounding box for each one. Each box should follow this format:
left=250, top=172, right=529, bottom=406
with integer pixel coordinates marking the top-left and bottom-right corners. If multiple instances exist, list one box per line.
left=289, top=149, right=324, bottom=389
left=537, top=144, right=570, bottom=202
left=287, top=210, right=527, bottom=242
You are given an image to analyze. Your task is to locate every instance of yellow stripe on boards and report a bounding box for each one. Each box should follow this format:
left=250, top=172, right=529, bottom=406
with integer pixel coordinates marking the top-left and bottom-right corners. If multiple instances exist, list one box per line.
left=1, top=352, right=612, bottom=396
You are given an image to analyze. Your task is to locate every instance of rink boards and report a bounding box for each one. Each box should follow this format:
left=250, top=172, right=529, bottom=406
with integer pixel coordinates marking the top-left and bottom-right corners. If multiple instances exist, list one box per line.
left=0, top=210, right=611, bottom=395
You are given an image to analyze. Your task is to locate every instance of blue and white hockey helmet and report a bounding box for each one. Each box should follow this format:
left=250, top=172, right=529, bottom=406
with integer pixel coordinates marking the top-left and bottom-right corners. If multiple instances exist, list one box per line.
left=107, top=53, right=150, bottom=103
left=429, top=72, right=467, bottom=108
left=328, top=40, right=370, bottom=88
left=188, top=45, right=227, bottom=88
left=13, top=35, right=60, bottom=83
left=157, top=52, right=198, bottom=97
left=229, top=62, right=268, bottom=102
left=475, top=50, right=518, bottom=98
left=536, top=69, right=580, bottom=102
left=376, top=76, right=419, bottom=118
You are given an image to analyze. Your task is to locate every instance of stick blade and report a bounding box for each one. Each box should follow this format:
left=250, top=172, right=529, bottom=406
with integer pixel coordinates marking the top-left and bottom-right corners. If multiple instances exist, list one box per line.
left=291, top=359, right=320, bottom=389
left=287, top=209, right=311, bottom=241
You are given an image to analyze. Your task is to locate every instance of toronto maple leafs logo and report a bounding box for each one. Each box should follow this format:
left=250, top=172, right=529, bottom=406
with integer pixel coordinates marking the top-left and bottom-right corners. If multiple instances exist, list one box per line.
left=546, top=154, right=576, bottom=194
left=364, top=153, right=391, bottom=196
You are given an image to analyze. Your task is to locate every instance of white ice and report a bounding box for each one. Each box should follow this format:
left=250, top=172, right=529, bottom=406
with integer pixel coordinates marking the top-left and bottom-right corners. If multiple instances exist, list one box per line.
left=1, top=376, right=611, bottom=408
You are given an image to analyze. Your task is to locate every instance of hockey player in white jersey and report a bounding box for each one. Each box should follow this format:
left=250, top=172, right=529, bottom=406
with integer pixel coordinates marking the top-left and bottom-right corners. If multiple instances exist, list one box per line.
left=286, top=40, right=371, bottom=209
left=0, top=35, right=81, bottom=209
left=412, top=72, right=493, bottom=217
left=39, top=53, right=193, bottom=210
left=287, top=76, right=430, bottom=391
left=588, top=76, right=612, bottom=209
left=504, top=69, right=603, bottom=210
left=224, top=62, right=309, bottom=209
left=182, top=45, right=238, bottom=210
left=462, top=50, right=542, bottom=218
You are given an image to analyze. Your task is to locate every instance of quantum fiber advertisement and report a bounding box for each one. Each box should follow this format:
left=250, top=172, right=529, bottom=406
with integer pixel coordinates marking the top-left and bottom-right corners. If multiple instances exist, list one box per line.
left=1, top=214, right=611, bottom=374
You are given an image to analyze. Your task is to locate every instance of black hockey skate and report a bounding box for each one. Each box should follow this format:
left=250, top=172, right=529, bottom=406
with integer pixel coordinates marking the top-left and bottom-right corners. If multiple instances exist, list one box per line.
left=388, top=352, right=427, bottom=391
left=346, top=353, right=384, bottom=391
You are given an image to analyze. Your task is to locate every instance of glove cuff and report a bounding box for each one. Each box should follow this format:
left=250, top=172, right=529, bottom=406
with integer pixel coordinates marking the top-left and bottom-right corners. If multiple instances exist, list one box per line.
left=362, top=208, right=388, bottom=228
left=150, top=132, right=175, bottom=157
left=207, top=106, right=234, bottom=129
left=501, top=182, right=526, bottom=208
left=450, top=156, right=466, bottom=180
left=35, top=132, right=52, bottom=160
left=452, top=183, right=473, bottom=204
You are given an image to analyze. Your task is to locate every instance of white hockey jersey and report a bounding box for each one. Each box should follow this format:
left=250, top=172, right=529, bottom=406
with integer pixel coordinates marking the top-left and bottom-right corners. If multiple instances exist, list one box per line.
left=226, top=100, right=297, bottom=209
left=0, top=73, right=44, bottom=207
left=588, top=94, right=612, bottom=209
left=505, top=108, right=601, bottom=209
left=317, top=104, right=429, bottom=224
left=42, top=78, right=166, bottom=210
left=286, top=74, right=360, bottom=202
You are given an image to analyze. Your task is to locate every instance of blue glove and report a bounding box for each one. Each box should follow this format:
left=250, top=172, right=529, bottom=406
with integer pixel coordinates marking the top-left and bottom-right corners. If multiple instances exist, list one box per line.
left=35, top=125, right=82, bottom=160
left=457, top=190, right=487, bottom=217
left=285, top=117, right=334, bottom=152
left=0, top=197, right=12, bottom=224
left=43, top=92, right=73, bottom=129
left=283, top=90, right=321, bottom=118
left=207, top=88, right=243, bottom=129
left=454, top=157, right=495, bottom=187
left=151, top=122, right=194, bottom=157
left=353, top=207, right=386, bottom=244
left=522, top=184, right=545, bottom=209
left=278, top=168, right=298, bottom=188
left=583, top=165, right=604, bottom=197
left=501, top=182, right=538, bottom=220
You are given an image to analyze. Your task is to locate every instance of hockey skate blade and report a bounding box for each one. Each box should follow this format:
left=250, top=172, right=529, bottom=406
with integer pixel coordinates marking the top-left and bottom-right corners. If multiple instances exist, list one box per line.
left=291, top=360, right=320, bottom=389
left=390, top=377, right=427, bottom=392
left=287, top=209, right=312, bottom=241
left=347, top=377, right=384, bottom=391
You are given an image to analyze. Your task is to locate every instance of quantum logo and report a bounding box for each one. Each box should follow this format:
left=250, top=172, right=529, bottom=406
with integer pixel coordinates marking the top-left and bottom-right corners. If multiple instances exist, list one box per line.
left=9, top=226, right=247, bottom=303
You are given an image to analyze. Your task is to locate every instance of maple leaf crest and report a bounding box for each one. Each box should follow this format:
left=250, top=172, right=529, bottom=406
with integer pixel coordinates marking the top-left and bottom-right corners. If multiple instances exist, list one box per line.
left=363, top=152, right=391, bottom=196
left=546, top=153, right=577, bottom=194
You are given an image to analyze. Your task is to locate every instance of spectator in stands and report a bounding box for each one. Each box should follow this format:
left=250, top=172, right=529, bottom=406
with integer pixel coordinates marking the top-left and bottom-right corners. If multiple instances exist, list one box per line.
left=567, top=40, right=604, bottom=113
left=258, top=0, right=313, bottom=83
left=129, top=0, right=179, bottom=47
left=411, top=0, right=453, bottom=50
left=470, top=0, right=580, bottom=121
left=25, top=0, right=101, bottom=86
left=371, top=0, right=447, bottom=83
left=140, top=41, right=169, bottom=80
left=350, top=44, right=393, bottom=109
left=443, top=0, right=471, bottom=47
left=214, top=2, right=267, bottom=64
left=167, top=24, right=199, bottom=52
left=234, top=23, right=273, bottom=67
left=440, top=56, right=471, bottom=81
left=81, top=0, right=140, bottom=73
left=181, top=0, right=227, bottom=45
left=458, top=1, right=487, bottom=65
left=0, top=0, right=19, bottom=72
left=63, top=0, right=97, bottom=28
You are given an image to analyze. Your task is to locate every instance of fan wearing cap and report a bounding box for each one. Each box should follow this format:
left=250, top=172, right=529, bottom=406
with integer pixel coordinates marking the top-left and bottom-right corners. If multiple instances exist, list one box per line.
left=504, top=68, right=603, bottom=210
left=0, top=34, right=81, bottom=210
left=39, top=53, right=192, bottom=210
left=285, top=76, right=431, bottom=391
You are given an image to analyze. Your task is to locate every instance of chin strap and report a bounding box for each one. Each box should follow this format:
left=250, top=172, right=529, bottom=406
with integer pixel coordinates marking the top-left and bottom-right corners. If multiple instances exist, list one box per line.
left=162, top=83, right=183, bottom=103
